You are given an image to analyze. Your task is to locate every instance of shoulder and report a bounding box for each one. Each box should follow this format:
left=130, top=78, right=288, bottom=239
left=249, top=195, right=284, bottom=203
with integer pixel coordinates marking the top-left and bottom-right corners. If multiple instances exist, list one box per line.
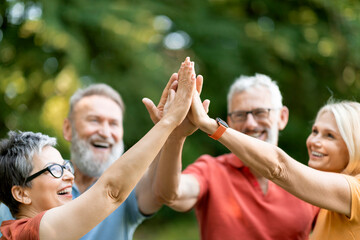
left=183, top=154, right=234, bottom=176
left=343, top=174, right=360, bottom=188
left=1, top=212, right=46, bottom=240
left=196, top=153, right=233, bottom=164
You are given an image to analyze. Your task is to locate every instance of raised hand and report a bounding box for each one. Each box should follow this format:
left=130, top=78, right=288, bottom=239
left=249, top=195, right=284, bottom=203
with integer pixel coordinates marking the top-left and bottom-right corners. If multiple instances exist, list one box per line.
left=171, top=73, right=208, bottom=137
left=142, top=73, right=178, bottom=124
left=188, top=90, right=212, bottom=132
left=162, top=57, right=196, bottom=126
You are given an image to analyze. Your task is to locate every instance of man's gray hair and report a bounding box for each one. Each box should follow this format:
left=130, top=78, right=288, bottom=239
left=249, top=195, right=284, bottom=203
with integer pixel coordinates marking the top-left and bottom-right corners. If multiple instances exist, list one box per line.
left=227, top=73, right=283, bottom=112
left=0, top=131, right=56, bottom=217
left=68, top=83, right=125, bottom=119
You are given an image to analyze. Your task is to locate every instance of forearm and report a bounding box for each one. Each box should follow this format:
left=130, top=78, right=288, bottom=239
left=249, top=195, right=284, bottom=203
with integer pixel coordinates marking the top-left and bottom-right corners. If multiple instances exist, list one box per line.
left=136, top=152, right=162, bottom=215
left=100, top=119, right=179, bottom=206
left=218, top=128, right=284, bottom=180
left=153, top=134, right=186, bottom=204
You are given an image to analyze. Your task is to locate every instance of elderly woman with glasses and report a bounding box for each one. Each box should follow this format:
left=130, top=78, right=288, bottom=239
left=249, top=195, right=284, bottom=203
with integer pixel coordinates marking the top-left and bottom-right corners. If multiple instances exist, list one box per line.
left=0, top=57, right=197, bottom=240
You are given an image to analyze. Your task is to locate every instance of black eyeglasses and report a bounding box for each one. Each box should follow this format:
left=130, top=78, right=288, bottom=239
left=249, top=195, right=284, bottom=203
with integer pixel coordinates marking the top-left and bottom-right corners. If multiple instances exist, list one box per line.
left=24, top=161, right=74, bottom=184
left=228, top=108, right=275, bottom=122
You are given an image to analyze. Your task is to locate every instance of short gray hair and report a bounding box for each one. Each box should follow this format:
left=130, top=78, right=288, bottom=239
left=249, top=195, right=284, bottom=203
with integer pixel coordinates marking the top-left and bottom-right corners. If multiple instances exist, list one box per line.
left=227, top=73, right=283, bottom=112
left=68, top=83, right=125, bottom=119
left=0, top=131, right=56, bottom=217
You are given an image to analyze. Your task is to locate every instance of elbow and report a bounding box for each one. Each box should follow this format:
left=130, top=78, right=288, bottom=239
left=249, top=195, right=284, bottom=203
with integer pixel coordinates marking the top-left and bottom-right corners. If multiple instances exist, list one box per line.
left=265, top=149, right=289, bottom=182
left=107, top=184, right=128, bottom=204
left=104, top=178, right=131, bottom=205
left=153, top=186, right=179, bottom=206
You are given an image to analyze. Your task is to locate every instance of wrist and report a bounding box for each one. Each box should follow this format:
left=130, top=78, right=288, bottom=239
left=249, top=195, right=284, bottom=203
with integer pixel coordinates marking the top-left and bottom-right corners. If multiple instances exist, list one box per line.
left=167, top=134, right=187, bottom=145
left=157, top=117, right=178, bottom=132
left=199, top=118, right=217, bottom=135
left=208, top=118, right=229, bottom=140
left=168, top=131, right=187, bottom=142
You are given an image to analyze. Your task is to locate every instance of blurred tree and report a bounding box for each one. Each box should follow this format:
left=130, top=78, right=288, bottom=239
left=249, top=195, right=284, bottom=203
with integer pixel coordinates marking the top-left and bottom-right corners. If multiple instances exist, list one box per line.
left=1, top=0, right=359, bottom=238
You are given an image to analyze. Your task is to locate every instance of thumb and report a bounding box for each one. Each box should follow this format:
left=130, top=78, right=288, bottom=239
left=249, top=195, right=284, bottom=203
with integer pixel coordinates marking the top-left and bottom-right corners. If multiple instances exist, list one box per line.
left=203, top=99, right=210, bottom=113
left=196, top=75, right=203, bottom=94
left=142, top=98, right=160, bottom=124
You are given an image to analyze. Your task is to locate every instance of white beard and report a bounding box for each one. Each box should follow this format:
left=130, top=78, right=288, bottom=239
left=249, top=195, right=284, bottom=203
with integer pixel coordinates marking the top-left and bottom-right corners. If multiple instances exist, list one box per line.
left=265, top=124, right=279, bottom=145
left=70, top=131, right=124, bottom=177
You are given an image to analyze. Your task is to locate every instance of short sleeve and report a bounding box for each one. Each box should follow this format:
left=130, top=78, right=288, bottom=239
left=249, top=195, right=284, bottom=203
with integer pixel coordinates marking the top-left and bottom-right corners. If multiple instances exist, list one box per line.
left=125, top=189, right=148, bottom=224
left=0, top=211, right=45, bottom=240
left=183, top=155, right=215, bottom=201
left=343, top=175, right=360, bottom=222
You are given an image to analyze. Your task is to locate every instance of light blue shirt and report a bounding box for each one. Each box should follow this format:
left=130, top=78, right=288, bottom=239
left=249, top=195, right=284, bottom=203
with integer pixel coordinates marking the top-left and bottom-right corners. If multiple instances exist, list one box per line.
left=0, top=185, right=147, bottom=239
left=73, top=183, right=147, bottom=240
left=0, top=203, right=13, bottom=237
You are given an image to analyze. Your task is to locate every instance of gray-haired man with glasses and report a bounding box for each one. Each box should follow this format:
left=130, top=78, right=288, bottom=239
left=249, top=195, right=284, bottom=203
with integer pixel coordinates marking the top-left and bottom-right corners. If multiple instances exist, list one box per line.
left=226, top=74, right=286, bottom=148
left=152, top=73, right=318, bottom=240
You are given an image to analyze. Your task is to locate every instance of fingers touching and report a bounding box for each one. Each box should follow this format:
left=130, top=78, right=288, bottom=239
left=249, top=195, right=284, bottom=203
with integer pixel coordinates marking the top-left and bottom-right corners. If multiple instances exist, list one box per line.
left=143, top=56, right=205, bottom=127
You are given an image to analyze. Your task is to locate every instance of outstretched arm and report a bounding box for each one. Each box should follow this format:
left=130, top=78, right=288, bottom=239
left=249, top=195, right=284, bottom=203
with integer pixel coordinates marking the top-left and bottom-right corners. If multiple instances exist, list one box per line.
left=136, top=59, right=198, bottom=214
left=189, top=91, right=352, bottom=217
left=152, top=59, right=210, bottom=212
left=135, top=73, right=179, bottom=215
left=39, top=57, right=196, bottom=240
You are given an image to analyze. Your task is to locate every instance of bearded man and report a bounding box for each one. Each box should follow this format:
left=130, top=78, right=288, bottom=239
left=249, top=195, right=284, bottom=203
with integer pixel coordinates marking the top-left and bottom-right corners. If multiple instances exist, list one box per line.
left=61, top=83, right=162, bottom=240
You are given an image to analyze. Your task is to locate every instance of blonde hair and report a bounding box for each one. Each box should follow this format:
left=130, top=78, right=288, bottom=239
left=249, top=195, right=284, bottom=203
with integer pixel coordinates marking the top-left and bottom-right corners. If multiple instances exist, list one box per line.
left=316, top=100, right=360, bottom=175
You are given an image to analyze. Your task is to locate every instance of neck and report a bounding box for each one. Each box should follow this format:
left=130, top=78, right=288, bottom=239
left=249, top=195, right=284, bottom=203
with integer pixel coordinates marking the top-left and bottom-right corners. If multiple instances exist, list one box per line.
left=16, top=205, right=43, bottom=220
left=249, top=167, right=269, bottom=194
left=73, top=166, right=98, bottom=194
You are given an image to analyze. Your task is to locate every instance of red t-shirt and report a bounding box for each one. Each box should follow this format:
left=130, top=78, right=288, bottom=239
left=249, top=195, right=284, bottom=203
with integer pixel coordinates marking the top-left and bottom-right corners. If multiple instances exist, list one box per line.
left=0, top=211, right=45, bottom=240
left=183, top=153, right=319, bottom=240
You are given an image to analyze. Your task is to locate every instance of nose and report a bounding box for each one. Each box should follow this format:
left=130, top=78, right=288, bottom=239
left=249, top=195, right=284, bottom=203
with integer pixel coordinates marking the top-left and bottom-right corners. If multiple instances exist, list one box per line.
left=309, top=135, right=322, bottom=148
left=98, top=122, right=111, bottom=138
left=242, top=113, right=258, bottom=130
left=62, top=169, right=75, bottom=182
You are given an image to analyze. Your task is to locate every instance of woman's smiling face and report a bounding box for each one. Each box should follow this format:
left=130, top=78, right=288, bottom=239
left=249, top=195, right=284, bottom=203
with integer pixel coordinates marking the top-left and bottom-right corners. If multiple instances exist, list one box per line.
left=306, top=111, right=349, bottom=173
left=25, top=146, right=74, bottom=212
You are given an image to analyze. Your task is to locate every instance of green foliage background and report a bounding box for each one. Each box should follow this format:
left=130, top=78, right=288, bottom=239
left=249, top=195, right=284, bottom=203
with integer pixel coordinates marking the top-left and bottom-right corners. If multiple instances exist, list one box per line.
left=1, top=0, right=360, bottom=239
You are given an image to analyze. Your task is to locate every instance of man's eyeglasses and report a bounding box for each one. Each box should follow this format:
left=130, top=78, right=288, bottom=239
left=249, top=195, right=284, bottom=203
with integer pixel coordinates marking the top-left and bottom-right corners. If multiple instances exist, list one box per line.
left=24, top=161, right=74, bottom=184
left=228, top=108, right=275, bottom=122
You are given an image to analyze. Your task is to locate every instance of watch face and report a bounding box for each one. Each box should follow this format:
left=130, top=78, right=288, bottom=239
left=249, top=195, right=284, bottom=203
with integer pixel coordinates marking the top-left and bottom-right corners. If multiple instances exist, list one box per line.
left=216, top=117, right=229, bottom=128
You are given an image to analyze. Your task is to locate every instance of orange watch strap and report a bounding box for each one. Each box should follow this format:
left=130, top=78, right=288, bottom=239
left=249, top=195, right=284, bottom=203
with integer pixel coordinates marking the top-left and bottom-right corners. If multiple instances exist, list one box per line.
left=208, top=124, right=227, bottom=140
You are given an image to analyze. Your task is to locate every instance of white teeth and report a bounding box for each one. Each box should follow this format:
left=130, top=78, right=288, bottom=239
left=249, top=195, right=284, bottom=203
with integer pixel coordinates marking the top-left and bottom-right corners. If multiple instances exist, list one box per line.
left=58, top=189, right=71, bottom=195
left=249, top=132, right=262, bottom=138
left=312, top=151, right=324, bottom=157
left=93, top=142, right=110, bottom=148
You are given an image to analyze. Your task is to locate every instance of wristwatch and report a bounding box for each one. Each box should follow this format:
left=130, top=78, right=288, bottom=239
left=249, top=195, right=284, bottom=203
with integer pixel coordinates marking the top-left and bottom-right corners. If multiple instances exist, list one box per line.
left=208, top=117, right=229, bottom=140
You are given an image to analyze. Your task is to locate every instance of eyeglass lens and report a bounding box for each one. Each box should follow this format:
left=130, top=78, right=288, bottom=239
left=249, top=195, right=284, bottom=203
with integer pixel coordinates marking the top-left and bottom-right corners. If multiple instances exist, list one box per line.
left=230, top=108, right=270, bottom=122
left=49, top=162, right=74, bottom=178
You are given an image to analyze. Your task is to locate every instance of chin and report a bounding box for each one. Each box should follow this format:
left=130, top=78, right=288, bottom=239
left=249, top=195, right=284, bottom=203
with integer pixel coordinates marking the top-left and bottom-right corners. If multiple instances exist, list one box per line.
left=308, top=162, right=328, bottom=172
left=308, top=160, right=319, bottom=169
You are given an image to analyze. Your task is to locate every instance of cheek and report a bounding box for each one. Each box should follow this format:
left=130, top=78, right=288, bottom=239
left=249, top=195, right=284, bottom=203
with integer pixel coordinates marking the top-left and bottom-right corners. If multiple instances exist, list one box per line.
left=305, top=136, right=311, bottom=149
left=338, top=145, right=350, bottom=167
left=76, top=123, right=97, bottom=137
left=229, top=122, right=244, bottom=132
left=112, top=127, right=123, bottom=141
left=30, top=181, right=56, bottom=204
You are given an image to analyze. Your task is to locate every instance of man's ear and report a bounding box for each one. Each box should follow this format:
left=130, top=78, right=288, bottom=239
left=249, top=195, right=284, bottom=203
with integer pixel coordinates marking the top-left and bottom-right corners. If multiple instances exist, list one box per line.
left=63, top=118, right=72, bottom=142
left=11, top=185, right=32, bottom=205
left=278, top=106, right=289, bottom=131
